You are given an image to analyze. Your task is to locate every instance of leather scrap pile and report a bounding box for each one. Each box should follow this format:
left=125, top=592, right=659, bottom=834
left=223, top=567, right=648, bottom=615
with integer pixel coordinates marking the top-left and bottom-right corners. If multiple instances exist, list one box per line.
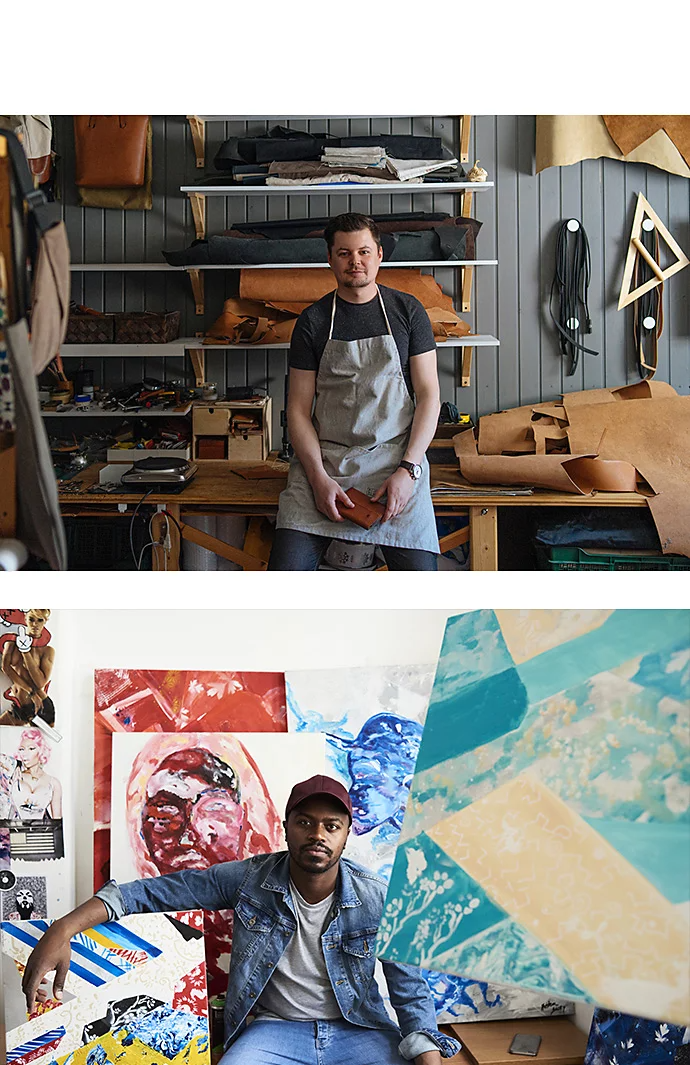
left=205, top=267, right=471, bottom=346
left=453, top=380, right=690, bottom=556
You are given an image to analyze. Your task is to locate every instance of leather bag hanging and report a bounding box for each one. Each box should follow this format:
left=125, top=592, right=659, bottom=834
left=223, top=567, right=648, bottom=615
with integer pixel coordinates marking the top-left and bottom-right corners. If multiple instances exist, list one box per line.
left=4, top=127, right=70, bottom=373
left=74, top=116, right=149, bottom=187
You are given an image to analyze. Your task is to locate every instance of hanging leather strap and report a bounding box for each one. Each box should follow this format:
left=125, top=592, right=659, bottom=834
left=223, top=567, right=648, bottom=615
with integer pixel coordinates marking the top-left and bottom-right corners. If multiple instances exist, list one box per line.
left=632, top=226, right=663, bottom=380
left=2, top=127, right=60, bottom=236
left=549, top=220, right=599, bottom=376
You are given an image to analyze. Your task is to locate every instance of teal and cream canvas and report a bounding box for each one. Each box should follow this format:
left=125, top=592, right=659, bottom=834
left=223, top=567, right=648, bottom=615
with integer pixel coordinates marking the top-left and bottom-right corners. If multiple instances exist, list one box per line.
left=376, top=609, right=690, bottom=1026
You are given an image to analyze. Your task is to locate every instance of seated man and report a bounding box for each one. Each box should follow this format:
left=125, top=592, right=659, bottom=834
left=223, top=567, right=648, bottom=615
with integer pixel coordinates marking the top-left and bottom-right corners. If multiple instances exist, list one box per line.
left=23, top=775, right=460, bottom=1065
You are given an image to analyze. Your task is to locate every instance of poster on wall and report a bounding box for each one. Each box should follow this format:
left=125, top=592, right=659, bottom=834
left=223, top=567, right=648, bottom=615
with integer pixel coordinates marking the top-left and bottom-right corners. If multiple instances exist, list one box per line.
left=376, top=609, right=690, bottom=1027
left=286, top=663, right=573, bottom=1025
left=2, top=910, right=210, bottom=1065
left=93, top=668, right=287, bottom=889
left=0, top=609, right=60, bottom=742
left=110, top=730, right=325, bottom=994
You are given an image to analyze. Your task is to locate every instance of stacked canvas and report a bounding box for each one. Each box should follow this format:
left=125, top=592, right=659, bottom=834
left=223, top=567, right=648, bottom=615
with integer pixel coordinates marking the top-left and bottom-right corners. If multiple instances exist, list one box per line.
left=2, top=910, right=210, bottom=1064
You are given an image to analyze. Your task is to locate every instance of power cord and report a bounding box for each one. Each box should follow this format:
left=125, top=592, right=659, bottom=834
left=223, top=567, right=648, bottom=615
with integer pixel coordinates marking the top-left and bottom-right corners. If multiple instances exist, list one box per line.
left=128, top=488, right=154, bottom=569
left=549, top=219, right=598, bottom=376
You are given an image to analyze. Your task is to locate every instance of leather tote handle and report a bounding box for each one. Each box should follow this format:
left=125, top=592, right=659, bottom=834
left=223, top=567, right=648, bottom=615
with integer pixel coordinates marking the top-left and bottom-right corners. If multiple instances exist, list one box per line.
left=87, top=116, right=128, bottom=129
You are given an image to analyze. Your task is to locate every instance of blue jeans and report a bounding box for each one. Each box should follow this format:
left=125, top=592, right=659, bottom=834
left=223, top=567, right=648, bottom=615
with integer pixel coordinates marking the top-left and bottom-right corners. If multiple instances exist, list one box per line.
left=219, top=1018, right=404, bottom=1065
left=268, top=529, right=438, bottom=571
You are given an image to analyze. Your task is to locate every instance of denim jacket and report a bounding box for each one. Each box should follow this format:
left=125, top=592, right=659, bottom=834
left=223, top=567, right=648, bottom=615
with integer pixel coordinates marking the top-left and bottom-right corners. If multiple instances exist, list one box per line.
left=97, top=851, right=460, bottom=1059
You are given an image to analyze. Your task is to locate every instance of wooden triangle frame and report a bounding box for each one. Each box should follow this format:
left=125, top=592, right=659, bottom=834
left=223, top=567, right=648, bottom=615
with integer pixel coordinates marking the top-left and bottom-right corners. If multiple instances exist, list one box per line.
left=618, top=193, right=689, bottom=309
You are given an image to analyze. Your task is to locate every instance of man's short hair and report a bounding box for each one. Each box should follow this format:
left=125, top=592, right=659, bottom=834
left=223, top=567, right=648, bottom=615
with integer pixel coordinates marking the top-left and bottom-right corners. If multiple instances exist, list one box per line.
left=324, top=213, right=381, bottom=252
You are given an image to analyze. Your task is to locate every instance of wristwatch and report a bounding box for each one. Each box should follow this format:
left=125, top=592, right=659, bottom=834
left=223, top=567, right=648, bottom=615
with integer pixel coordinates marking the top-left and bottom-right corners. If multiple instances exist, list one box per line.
left=398, top=460, right=422, bottom=481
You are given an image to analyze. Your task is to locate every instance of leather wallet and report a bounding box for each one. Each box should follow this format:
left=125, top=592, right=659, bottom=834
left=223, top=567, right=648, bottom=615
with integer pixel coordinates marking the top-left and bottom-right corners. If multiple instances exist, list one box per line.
left=336, top=487, right=386, bottom=529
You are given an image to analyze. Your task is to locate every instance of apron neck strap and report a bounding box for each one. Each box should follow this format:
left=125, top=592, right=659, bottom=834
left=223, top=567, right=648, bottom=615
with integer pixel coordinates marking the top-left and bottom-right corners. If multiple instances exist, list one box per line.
left=328, top=286, right=392, bottom=340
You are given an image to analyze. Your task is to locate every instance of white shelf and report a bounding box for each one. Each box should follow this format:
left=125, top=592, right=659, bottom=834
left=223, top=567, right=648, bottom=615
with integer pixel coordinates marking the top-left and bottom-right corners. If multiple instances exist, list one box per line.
left=182, top=181, right=493, bottom=196
left=42, top=403, right=193, bottom=418
left=59, top=336, right=499, bottom=356
left=70, top=260, right=497, bottom=273
left=60, top=342, right=189, bottom=358
left=181, top=260, right=497, bottom=270
left=195, top=335, right=500, bottom=350
left=197, top=116, right=448, bottom=121
left=69, top=263, right=182, bottom=272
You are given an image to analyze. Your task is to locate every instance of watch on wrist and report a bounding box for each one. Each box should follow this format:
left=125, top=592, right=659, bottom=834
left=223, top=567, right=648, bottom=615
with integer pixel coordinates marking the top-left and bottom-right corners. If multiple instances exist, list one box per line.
left=399, top=460, right=422, bottom=481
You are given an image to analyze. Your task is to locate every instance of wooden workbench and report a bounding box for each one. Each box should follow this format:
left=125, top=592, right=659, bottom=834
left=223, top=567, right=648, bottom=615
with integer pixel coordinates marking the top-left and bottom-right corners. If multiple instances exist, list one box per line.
left=57, top=462, right=648, bottom=571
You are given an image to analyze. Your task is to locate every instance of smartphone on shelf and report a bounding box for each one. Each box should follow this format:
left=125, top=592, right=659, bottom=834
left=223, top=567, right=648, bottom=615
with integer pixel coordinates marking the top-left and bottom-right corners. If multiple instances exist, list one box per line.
left=508, top=1033, right=542, bottom=1056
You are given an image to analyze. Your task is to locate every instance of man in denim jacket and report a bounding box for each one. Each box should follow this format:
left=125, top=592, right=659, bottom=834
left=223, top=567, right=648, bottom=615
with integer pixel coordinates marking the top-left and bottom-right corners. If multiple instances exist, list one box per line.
left=23, top=774, right=461, bottom=1065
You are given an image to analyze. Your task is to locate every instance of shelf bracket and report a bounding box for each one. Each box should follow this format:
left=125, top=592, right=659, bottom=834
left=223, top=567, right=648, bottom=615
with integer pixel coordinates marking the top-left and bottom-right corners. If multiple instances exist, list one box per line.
left=461, top=347, right=474, bottom=388
left=459, top=115, right=472, bottom=164
left=188, top=192, right=207, bottom=240
left=187, top=347, right=206, bottom=387
left=461, top=189, right=474, bottom=311
left=188, top=269, right=205, bottom=316
left=186, top=115, right=206, bottom=169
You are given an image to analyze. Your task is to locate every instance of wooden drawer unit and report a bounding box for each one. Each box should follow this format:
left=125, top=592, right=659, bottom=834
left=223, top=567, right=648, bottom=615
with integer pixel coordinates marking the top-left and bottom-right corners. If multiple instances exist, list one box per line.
left=192, top=397, right=272, bottom=463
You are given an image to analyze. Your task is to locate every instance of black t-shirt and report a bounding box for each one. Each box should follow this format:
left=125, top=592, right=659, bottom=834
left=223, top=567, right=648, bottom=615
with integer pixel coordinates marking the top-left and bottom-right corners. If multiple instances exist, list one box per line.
left=289, top=284, right=436, bottom=394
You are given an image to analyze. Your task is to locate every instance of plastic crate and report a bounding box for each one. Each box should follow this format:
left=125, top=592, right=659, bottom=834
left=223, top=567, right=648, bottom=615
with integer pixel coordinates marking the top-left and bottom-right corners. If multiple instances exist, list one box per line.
left=539, top=546, right=690, bottom=571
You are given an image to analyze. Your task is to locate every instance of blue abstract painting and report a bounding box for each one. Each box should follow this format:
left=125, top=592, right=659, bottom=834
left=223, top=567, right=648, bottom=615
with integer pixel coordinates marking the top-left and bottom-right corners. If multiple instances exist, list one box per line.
left=585, top=1009, right=690, bottom=1065
left=377, top=609, right=690, bottom=1027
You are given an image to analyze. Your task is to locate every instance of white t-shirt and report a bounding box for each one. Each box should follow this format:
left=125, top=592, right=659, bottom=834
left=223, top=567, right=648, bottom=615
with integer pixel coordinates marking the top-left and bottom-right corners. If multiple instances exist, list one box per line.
left=255, top=880, right=342, bottom=1021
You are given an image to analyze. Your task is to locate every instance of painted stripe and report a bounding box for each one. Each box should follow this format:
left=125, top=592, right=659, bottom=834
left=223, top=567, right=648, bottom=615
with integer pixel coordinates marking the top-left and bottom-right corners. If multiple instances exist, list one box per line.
left=93, top=921, right=162, bottom=957
left=516, top=609, right=688, bottom=705
left=7, top=1027, right=65, bottom=1063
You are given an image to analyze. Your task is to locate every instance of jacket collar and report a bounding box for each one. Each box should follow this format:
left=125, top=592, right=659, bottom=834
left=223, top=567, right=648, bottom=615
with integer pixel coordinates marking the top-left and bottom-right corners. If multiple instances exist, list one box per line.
left=261, top=851, right=362, bottom=908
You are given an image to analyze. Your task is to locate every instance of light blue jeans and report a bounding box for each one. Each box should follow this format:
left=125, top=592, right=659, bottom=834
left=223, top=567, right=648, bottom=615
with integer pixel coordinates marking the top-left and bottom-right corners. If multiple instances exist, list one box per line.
left=219, top=1017, right=405, bottom=1064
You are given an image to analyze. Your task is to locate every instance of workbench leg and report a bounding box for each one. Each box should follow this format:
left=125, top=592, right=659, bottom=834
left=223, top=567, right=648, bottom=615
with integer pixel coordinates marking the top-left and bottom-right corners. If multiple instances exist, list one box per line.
left=151, top=506, right=181, bottom=571
left=469, top=505, right=498, bottom=570
left=243, top=518, right=274, bottom=567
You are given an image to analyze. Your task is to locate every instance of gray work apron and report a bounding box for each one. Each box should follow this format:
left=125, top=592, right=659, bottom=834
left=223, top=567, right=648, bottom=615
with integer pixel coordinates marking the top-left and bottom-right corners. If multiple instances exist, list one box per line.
left=276, top=288, right=439, bottom=552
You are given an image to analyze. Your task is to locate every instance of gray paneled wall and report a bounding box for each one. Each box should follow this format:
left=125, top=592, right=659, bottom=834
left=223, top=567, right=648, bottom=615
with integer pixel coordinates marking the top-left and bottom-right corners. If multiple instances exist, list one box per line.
left=54, top=115, right=689, bottom=445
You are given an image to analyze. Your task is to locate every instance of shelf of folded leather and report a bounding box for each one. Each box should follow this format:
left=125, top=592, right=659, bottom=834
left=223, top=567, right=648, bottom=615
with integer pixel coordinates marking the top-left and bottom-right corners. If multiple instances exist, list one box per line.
left=452, top=380, right=690, bottom=557
left=203, top=268, right=472, bottom=346
left=163, top=216, right=483, bottom=268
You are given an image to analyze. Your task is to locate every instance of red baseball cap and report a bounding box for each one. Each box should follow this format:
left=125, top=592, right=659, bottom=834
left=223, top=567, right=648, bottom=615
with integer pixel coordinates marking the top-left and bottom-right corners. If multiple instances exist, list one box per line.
left=285, top=774, right=353, bottom=823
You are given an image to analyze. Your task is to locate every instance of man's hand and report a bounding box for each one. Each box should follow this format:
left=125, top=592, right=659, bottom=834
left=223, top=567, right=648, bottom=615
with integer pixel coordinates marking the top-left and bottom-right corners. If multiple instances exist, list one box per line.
left=372, top=467, right=415, bottom=522
left=22, top=925, right=71, bottom=1011
left=15, top=626, right=33, bottom=653
left=311, top=473, right=355, bottom=523
left=414, top=1052, right=443, bottom=1065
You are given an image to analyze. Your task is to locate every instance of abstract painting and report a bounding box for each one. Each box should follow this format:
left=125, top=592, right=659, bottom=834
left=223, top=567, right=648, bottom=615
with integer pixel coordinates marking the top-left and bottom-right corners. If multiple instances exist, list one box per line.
left=377, top=609, right=690, bottom=1026
left=287, top=664, right=573, bottom=1024
left=110, top=731, right=325, bottom=994
left=585, top=1008, right=689, bottom=1065
left=2, top=910, right=210, bottom=1064
left=286, top=665, right=435, bottom=877
left=93, top=669, right=287, bottom=889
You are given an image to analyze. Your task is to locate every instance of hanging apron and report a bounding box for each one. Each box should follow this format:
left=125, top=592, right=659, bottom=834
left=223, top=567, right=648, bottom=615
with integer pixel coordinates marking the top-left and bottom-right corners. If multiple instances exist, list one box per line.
left=276, top=288, right=439, bottom=553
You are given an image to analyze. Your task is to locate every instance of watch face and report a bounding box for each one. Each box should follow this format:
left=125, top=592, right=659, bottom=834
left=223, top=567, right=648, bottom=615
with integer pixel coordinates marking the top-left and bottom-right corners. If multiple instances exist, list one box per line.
left=411, top=463, right=422, bottom=479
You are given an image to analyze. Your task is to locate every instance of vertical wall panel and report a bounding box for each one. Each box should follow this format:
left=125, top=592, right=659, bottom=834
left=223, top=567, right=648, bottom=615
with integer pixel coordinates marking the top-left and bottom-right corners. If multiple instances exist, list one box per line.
left=53, top=115, right=689, bottom=426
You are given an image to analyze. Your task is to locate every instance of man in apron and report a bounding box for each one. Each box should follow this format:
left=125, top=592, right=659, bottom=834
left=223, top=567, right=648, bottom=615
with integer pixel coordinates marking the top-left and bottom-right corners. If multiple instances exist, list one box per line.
left=269, top=213, right=441, bottom=571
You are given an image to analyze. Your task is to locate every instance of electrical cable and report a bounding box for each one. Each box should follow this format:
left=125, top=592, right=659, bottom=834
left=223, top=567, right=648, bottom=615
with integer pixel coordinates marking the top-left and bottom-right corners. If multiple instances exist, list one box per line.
left=632, top=225, right=663, bottom=380
left=549, top=219, right=598, bottom=376
left=128, top=488, right=154, bottom=568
